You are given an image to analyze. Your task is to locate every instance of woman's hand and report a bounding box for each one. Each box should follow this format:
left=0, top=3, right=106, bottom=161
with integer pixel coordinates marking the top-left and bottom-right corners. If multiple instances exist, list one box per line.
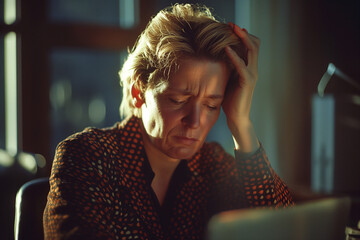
left=222, top=23, right=260, bottom=153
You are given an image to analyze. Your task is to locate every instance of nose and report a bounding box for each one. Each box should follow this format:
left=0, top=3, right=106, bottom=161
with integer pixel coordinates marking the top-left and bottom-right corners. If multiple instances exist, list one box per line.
left=182, top=103, right=200, bottom=129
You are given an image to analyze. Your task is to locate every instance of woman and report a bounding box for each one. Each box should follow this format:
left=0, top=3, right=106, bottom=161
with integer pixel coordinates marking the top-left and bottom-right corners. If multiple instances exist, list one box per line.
left=43, top=4, right=294, bottom=240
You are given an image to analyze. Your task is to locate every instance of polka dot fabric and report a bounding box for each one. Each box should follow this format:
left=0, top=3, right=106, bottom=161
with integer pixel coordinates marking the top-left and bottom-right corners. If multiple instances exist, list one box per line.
left=43, top=116, right=294, bottom=240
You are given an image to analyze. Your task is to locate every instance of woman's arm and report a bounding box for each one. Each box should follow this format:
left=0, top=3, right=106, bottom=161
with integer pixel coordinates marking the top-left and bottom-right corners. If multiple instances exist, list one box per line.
left=223, top=23, right=261, bottom=154
left=217, top=29, right=295, bottom=210
left=43, top=137, right=114, bottom=240
left=208, top=143, right=294, bottom=214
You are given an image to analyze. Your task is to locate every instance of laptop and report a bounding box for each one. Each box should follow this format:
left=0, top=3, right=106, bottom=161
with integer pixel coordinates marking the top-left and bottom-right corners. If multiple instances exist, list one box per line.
left=207, top=197, right=351, bottom=240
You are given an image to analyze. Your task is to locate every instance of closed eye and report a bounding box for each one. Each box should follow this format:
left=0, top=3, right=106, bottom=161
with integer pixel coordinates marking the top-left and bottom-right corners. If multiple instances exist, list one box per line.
left=205, top=99, right=222, bottom=111
left=206, top=104, right=219, bottom=110
left=169, top=97, right=188, bottom=104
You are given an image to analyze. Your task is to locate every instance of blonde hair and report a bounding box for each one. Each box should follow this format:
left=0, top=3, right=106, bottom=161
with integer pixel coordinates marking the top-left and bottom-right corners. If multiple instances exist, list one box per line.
left=119, top=3, right=246, bottom=118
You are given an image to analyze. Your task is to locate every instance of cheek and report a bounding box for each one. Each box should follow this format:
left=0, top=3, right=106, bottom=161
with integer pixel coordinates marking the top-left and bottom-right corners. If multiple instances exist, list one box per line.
left=142, top=101, right=163, bottom=136
left=159, top=108, right=184, bottom=133
left=142, top=102, right=183, bottom=138
left=201, top=110, right=220, bottom=133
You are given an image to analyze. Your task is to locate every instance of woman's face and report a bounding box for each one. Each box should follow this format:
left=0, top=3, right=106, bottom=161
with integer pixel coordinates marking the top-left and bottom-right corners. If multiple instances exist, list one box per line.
left=140, top=58, right=230, bottom=160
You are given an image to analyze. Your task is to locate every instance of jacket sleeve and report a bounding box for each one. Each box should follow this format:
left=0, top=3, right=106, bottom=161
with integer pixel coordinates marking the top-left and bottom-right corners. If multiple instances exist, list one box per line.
left=208, top=143, right=294, bottom=214
left=233, top=144, right=294, bottom=208
left=43, top=136, right=115, bottom=240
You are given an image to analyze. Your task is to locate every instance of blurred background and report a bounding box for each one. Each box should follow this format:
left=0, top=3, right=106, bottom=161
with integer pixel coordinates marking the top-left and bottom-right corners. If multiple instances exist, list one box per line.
left=0, top=0, right=359, bottom=239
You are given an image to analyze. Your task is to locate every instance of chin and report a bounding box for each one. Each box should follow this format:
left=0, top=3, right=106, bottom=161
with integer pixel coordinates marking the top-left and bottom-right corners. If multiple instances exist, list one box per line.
left=166, top=147, right=198, bottom=160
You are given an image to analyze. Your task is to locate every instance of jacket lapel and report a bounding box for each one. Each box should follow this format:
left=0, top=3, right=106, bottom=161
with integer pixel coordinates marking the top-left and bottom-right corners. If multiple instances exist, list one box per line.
left=115, top=116, right=165, bottom=239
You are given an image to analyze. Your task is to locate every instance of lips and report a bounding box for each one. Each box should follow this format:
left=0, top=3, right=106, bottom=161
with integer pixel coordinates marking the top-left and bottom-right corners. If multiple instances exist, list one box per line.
left=174, top=136, right=199, bottom=145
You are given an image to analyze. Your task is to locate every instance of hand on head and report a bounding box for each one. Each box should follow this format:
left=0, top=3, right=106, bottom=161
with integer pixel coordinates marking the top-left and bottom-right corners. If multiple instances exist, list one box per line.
left=223, top=23, right=261, bottom=152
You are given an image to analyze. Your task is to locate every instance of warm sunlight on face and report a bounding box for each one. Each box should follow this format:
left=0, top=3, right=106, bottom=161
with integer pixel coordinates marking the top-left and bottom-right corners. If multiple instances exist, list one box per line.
left=140, top=58, right=230, bottom=161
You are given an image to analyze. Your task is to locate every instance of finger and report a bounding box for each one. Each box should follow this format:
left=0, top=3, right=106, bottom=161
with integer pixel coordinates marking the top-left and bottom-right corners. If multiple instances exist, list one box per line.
left=230, top=24, right=257, bottom=52
left=229, top=23, right=260, bottom=71
left=246, top=34, right=260, bottom=73
left=237, top=30, right=259, bottom=71
left=225, top=46, right=247, bottom=78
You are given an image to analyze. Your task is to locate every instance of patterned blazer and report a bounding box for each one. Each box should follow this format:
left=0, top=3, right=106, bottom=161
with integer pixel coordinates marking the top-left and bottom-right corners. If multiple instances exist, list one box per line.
left=43, top=116, right=294, bottom=240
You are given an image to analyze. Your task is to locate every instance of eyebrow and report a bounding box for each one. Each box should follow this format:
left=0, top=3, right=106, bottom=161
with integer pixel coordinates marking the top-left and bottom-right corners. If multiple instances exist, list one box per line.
left=166, top=87, right=224, bottom=99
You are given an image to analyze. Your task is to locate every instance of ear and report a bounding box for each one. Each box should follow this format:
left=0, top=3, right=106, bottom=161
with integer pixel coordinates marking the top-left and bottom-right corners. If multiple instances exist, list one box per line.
left=131, top=83, right=144, bottom=108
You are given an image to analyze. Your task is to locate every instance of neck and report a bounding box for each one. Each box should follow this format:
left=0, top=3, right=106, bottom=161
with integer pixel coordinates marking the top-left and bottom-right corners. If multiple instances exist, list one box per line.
left=140, top=123, right=180, bottom=177
left=140, top=123, right=181, bottom=205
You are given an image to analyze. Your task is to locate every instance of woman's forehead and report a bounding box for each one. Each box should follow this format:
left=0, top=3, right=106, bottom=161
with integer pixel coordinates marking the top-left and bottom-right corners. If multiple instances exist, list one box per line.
left=164, top=58, right=230, bottom=94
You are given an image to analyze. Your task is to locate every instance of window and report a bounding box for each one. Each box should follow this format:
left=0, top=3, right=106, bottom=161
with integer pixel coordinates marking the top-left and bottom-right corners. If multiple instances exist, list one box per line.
left=1, top=0, right=18, bottom=153
left=50, top=49, right=127, bottom=152
left=0, top=35, right=5, bottom=150
left=14, top=0, right=153, bottom=163
left=49, top=0, right=139, bottom=28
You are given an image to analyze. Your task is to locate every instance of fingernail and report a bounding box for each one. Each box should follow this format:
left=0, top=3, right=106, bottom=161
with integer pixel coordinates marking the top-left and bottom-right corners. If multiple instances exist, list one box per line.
left=228, top=22, right=235, bottom=31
